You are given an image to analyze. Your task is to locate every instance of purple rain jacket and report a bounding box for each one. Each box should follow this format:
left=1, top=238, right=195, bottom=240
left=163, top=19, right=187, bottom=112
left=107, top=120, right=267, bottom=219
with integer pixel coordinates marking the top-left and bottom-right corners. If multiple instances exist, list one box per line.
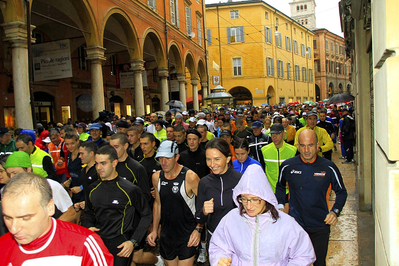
left=209, top=164, right=316, bottom=266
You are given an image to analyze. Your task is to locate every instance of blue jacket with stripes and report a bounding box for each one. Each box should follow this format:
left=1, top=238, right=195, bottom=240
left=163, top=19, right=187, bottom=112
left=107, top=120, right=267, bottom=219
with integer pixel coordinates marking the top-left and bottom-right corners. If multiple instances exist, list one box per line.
left=276, top=155, right=347, bottom=230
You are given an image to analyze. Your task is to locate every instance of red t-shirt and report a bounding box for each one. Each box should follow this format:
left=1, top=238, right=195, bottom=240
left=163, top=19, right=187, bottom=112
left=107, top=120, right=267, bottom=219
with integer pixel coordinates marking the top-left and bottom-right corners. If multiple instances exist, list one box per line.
left=0, top=218, right=114, bottom=266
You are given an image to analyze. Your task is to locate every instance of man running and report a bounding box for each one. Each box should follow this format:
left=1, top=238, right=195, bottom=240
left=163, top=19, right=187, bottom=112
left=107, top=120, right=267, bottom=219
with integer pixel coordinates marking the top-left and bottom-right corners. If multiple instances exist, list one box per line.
left=147, top=140, right=201, bottom=266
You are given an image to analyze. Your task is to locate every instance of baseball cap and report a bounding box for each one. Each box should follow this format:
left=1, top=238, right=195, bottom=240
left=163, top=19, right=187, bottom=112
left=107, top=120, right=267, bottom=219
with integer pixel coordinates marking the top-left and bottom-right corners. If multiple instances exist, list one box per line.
left=155, top=140, right=179, bottom=158
left=220, top=129, right=232, bottom=137
left=270, top=123, right=284, bottom=134
left=134, top=118, right=145, bottom=125
left=89, top=123, right=102, bottom=130
left=197, top=112, right=205, bottom=118
left=4, top=151, right=32, bottom=169
left=246, top=116, right=253, bottom=123
left=196, top=119, right=206, bottom=125
left=165, top=111, right=172, bottom=116
left=306, top=111, right=318, bottom=117
left=20, top=129, right=36, bottom=142
left=189, top=117, right=197, bottom=123
left=175, top=113, right=183, bottom=119
left=76, top=122, right=87, bottom=128
left=0, top=126, right=9, bottom=137
left=43, top=137, right=51, bottom=143
left=182, top=111, right=188, bottom=116
left=252, top=121, right=263, bottom=129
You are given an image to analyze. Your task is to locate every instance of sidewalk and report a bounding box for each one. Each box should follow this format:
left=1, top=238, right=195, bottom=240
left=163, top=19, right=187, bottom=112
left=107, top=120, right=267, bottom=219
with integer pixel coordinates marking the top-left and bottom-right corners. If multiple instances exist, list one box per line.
left=327, top=148, right=374, bottom=265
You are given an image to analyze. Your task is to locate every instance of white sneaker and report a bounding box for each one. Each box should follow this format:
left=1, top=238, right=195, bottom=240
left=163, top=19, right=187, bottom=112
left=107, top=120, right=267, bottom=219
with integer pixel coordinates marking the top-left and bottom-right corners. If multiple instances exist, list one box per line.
left=155, top=255, right=165, bottom=266
left=197, top=248, right=207, bottom=263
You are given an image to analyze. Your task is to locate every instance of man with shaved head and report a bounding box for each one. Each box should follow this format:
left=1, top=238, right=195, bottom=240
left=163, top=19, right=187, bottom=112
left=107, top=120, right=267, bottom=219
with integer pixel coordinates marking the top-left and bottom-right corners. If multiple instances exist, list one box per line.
left=276, top=129, right=347, bottom=266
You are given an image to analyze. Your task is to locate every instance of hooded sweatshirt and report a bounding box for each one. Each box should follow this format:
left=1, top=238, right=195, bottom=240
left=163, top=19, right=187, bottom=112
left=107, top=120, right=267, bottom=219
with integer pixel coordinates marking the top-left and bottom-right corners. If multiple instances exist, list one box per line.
left=209, top=164, right=315, bottom=266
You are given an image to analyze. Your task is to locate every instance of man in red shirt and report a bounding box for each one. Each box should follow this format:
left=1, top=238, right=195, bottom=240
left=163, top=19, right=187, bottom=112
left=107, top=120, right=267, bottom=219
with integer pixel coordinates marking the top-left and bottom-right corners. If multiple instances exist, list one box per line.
left=0, top=172, right=114, bottom=266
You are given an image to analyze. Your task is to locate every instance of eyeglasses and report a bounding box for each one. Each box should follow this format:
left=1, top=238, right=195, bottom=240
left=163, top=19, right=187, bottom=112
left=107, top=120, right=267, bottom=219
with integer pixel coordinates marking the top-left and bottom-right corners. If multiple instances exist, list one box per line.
left=238, top=197, right=262, bottom=205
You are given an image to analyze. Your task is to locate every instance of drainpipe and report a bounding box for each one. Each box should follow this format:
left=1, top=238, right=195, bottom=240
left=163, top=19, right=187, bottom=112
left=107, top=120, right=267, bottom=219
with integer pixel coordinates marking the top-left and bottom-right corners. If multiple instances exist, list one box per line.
left=163, top=0, right=171, bottom=100
left=26, top=0, right=36, bottom=127
left=202, top=0, right=209, bottom=100
left=217, top=6, right=223, bottom=86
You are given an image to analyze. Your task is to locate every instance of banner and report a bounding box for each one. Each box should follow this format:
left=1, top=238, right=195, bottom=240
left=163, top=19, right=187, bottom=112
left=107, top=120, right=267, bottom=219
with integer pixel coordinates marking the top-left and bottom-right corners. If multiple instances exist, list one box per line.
left=32, top=39, right=73, bottom=81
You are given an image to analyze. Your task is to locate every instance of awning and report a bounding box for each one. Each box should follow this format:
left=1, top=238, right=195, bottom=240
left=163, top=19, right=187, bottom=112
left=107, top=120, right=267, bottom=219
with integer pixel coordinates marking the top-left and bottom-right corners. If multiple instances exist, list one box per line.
left=186, top=94, right=203, bottom=104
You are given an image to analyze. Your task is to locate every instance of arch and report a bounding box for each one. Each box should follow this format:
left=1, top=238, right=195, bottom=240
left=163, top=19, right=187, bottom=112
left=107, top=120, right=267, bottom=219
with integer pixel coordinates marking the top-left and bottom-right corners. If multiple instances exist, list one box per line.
left=101, top=7, right=140, bottom=59
left=142, top=28, right=167, bottom=68
left=315, top=84, right=321, bottom=101
left=346, top=83, right=351, bottom=92
left=328, top=82, right=334, bottom=96
left=31, top=0, right=99, bottom=47
left=197, top=57, right=207, bottom=80
left=184, top=50, right=197, bottom=78
left=266, top=86, right=276, bottom=105
left=229, top=86, right=252, bottom=107
left=168, top=41, right=183, bottom=73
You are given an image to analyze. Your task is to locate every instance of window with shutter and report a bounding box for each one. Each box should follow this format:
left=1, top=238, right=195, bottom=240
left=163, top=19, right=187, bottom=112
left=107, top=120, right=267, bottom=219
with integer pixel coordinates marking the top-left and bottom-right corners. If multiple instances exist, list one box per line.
left=148, top=0, right=156, bottom=10
left=207, top=29, right=212, bottom=45
left=233, top=58, right=242, bottom=76
left=197, top=18, right=202, bottom=46
left=186, top=6, right=192, bottom=34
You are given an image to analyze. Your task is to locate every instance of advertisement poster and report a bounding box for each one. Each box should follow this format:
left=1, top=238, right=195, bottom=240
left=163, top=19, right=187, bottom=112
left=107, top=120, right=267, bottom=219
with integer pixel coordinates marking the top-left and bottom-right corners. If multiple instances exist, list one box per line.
left=32, top=39, right=73, bottom=81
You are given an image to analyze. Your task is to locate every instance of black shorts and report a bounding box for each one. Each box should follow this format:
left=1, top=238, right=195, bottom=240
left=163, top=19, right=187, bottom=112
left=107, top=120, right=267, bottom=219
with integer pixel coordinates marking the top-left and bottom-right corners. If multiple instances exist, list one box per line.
left=160, top=236, right=197, bottom=260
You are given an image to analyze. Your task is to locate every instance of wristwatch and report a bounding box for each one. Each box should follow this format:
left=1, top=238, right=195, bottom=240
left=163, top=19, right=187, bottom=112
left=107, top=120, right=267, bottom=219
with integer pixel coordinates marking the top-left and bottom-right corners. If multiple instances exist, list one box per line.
left=331, top=208, right=340, bottom=217
left=130, top=239, right=138, bottom=248
left=194, top=228, right=203, bottom=233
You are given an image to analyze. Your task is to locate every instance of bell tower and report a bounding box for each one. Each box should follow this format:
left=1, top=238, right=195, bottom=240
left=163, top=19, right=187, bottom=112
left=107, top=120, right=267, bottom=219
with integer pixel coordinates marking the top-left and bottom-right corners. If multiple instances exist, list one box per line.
left=289, top=0, right=316, bottom=30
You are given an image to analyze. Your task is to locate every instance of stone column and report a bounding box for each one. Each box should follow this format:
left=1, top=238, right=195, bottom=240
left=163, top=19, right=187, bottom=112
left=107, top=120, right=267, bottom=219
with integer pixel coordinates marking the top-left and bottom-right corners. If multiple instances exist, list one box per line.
left=201, top=81, right=208, bottom=107
left=158, top=68, right=169, bottom=112
left=191, top=78, right=199, bottom=111
left=177, top=74, right=186, bottom=111
left=86, top=46, right=106, bottom=120
left=131, top=60, right=145, bottom=116
left=1, top=21, right=33, bottom=129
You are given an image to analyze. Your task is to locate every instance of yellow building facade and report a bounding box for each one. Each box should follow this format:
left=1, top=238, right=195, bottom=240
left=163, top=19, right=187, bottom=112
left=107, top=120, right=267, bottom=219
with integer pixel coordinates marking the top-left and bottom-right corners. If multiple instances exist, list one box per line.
left=205, top=0, right=315, bottom=107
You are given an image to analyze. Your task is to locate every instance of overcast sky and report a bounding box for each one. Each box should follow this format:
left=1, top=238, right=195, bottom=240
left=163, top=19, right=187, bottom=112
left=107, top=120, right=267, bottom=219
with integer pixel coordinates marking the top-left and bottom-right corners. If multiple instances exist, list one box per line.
left=205, top=0, right=344, bottom=37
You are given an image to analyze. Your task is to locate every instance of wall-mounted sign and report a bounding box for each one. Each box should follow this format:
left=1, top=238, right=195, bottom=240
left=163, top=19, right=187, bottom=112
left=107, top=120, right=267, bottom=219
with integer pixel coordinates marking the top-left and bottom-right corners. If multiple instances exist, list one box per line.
left=32, top=39, right=73, bottom=82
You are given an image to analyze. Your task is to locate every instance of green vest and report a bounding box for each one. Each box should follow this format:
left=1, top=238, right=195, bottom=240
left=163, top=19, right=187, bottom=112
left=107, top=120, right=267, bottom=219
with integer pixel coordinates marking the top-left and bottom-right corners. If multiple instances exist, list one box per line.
left=79, top=132, right=90, bottom=141
left=261, top=142, right=297, bottom=193
left=206, top=131, right=215, bottom=141
left=30, top=146, right=53, bottom=178
left=154, top=129, right=167, bottom=142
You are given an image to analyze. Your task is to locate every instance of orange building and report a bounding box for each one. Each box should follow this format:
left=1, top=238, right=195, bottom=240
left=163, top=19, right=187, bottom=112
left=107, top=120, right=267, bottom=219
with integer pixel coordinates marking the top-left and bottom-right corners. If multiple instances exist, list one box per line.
left=313, top=29, right=352, bottom=100
left=0, top=0, right=207, bottom=128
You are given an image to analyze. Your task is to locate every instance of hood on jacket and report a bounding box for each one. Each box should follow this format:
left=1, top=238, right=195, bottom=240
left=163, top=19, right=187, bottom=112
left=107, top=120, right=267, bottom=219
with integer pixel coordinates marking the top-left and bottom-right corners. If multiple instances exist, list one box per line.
left=232, top=164, right=278, bottom=207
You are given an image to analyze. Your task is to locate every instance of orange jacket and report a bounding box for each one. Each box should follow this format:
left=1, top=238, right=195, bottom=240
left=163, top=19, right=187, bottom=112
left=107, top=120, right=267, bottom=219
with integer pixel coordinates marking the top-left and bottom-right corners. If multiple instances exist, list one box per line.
left=48, top=138, right=67, bottom=174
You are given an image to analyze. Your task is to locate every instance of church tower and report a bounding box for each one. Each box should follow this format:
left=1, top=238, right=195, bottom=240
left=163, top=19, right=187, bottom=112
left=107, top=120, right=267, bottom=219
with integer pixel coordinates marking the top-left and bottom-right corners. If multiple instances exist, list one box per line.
left=289, top=0, right=316, bottom=30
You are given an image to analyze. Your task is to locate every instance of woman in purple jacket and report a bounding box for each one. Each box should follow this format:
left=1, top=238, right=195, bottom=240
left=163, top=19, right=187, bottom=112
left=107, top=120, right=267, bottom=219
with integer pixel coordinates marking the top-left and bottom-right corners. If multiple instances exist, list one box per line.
left=209, top=164, right=316, bottom=266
